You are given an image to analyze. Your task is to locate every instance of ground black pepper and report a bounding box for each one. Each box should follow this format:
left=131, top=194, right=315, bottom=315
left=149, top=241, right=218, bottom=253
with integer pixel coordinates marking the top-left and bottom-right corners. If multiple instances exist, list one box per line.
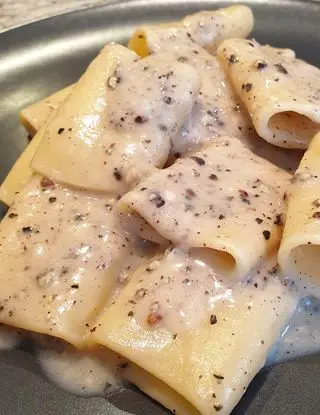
left=263, top=230, right=271, bottom=240
left=210, top=315, right=217, bottom=325
left=190, top=156, right=205, bottom=166
left=274, top=63, right=288, bottom=74
left=113, top=168, right=122, bottom=181
left=255, top=60, right=268, bottom=70
left=274, top=214, right=283, bottom=225
left=40, top=177, right=55, bottom=189
left=164, top=96, right=173, bottom=104
left=149, top=192, right=165, bottom=208
left=242, top=83, right=253, bottom=92
left=228, top=54, right=238, bottom=64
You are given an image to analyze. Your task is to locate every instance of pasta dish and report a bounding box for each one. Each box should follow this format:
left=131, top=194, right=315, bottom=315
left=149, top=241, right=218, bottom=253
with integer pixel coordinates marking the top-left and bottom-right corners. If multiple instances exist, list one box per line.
left=0, top=5, right=319, bottom=414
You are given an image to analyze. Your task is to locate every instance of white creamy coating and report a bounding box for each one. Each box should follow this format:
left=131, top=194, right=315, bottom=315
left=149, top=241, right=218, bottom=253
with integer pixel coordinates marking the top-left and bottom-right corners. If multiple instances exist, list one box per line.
left=138, top=26, right=254, bottom=156
left=120, top=136, right=290, bottom=279
left=35, top=253, right=320, bottom=401
left=269, top=296, right=320, bottom=365
left=121, top=247, right=234, bottom=333
left=94, top=249, right=298, bottom=414
left=2, top=267, right=319, bottom=400
left=1, top=7, right=320, bottom=412
left=0, top=176, right=160, bottom=347
left=36, top=337, right=123, bottom=397
left=31, top=44, right=201, bottom=194
left=217, top=38, right=320, bottom=149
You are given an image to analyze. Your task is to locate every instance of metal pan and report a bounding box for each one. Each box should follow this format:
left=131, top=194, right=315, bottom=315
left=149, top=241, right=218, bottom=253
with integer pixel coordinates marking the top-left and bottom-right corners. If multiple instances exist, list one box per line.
left=0, top=1, right=319, bottom=413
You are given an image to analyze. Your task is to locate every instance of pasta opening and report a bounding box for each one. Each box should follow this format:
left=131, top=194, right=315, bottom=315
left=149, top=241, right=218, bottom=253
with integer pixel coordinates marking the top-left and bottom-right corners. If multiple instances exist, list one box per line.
left=128, top=30, right=150, bottom=58
left=190, top=247, right=237, bottom=276
left=289, top=244, right=320, bottom=294
left=268, top=111, right=319, bottom=148
left=125, top=361, right=200, bottom=415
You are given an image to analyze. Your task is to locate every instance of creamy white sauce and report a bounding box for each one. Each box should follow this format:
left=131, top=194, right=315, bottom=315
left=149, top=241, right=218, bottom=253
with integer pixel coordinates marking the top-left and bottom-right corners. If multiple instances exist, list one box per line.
left=0, top=256, right=319, bottom=399
left=124, top=247, right=234, bottom=333
left=33, top=250, right=320, bottom=399
left=268, top=296, right=320, bottom=366
left=0, top=10, right=318, bottom=404
left=33, top=335, right=131, bottom=397
left=37, top=345, right=120, bottom=397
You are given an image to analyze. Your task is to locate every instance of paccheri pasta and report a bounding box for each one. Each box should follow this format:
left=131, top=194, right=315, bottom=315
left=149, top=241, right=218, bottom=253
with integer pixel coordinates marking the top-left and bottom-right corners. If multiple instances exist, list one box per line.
left=0, top=4, right=319, bottom=415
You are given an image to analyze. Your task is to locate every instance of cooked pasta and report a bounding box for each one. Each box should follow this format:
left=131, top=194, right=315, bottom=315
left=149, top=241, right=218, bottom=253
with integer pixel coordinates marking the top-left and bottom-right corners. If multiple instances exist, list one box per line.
left=0, top=4, right=319, bottom=415
left=31, top=44, right=200, bottom=194
left=217, top=38, right=320, bottom=149
left=279, top=131, right=320, bottom=298
left=119, top=137, right=290, bottom=278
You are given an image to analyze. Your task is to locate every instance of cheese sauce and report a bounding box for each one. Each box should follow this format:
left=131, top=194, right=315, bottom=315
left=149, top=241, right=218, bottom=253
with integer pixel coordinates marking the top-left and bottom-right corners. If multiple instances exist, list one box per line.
left=0, top=8, right=318, bottom=408
left=1, top=251, right=319, bottom=398
left=36, top=337, right=123, bottom=397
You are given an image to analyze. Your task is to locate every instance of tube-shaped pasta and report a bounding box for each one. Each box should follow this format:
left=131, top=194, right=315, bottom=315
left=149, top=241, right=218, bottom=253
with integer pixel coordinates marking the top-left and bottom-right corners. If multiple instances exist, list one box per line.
left=94, top=248, right=297, bottom=415
left=118, top=137, right=290, bottom=279
left=31, top=43, right=201, bottom=194
left=217, top=38, right=320, bottom=149
left=129, top=5, right=254, bottom=56
left=279, top=132, right=320, bottom=298
left=0, top=176, right=158, bottom=347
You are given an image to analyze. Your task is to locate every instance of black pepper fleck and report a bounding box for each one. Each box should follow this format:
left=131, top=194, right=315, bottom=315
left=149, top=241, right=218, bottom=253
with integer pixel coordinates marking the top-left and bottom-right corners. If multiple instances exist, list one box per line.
left=263, top=230, right=271, bottom=240
left=275, top=63, right=288, bottom=74
left=113, top=168, right=122, bottom=181
left=228, top=54, right=238, bottom=64
left=135, top=115, right=148, bottom=123
left=40, top=177, right=55, bottom=189
left=255, top=60, right=268, bottom=70
left=190, top=156, right=205, bottom=166
left=242, top=83, right=253, bottom=92
left=149, top=192, right=165, bottom=208
left=210, top=315, right=217, bottom=325
left=274, top=214, right=283, bottom=225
